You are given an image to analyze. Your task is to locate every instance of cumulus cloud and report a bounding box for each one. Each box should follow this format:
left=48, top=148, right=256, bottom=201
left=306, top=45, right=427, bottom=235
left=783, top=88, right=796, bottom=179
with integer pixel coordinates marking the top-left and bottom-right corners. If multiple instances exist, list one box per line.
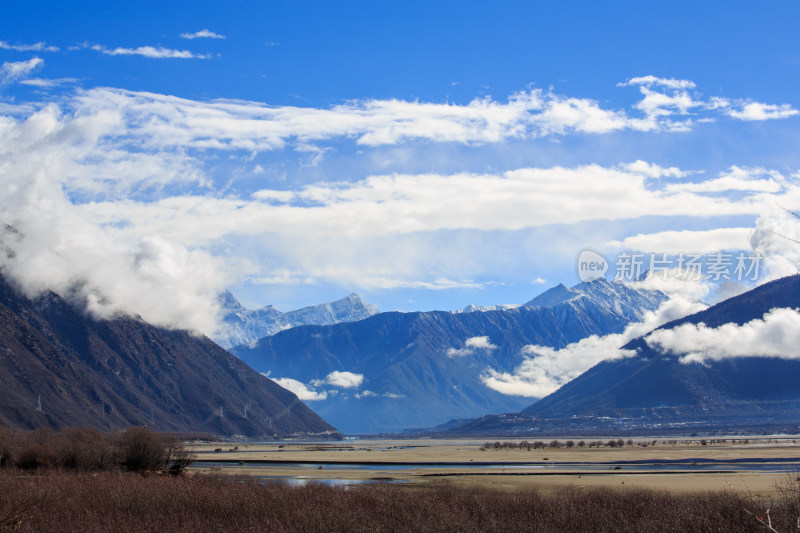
left=0, top=103, right=227, bottom=334
left=712, top=98, right=799, bottom=121
left=646, top=307, right=800, bottom=364
left=267, top=371, right=365, bottom=402
left=618, top=76, right=798, bottom=127
left=180, top=29, right=226, bottom=39
left=481, top=297, right=706, bottom=397
left=749, top=208, right=800, bottom=280
left=312, top=371, right=364, bottom=388
left=447, top=336, right=498, bottom=357
left=268, top=377, right=328, bottom=401
left=87, top=44, right=210, bottom=59
left=0, top=57, right=44, bottom=85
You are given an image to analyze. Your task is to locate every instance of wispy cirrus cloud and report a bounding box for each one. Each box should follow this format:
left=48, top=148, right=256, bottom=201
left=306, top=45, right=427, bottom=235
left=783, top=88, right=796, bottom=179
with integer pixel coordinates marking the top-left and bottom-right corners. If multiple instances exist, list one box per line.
left=19, top=77, right=79, bottom=88
left=0, top=40, right=58, bottom=52
left=61, top=80, right=796, bottom=157
left=86, top=44, right=211, bottom=59
left=180, top=29, right=226, bottom=40
left=0, top=57, right=43, bottom=85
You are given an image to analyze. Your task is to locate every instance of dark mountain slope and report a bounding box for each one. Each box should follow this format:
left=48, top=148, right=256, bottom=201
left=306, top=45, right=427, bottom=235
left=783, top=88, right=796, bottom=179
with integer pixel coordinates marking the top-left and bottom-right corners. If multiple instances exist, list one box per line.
left=503, top=275, right=800, bottom=434
left=233, top=280, right=667, bottom=434
left=0, top=275, right=336, bottom=437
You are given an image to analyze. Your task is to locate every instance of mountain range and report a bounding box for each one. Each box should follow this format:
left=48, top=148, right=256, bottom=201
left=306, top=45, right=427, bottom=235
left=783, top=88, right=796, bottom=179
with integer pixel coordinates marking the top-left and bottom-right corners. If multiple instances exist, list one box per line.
left=232, top=279, right=667, bottom=434
left=435, top=275, right=800, bottom=436
left=214, top=291, right=379, bottom=349
left=0, top=274, right=336, bottom=437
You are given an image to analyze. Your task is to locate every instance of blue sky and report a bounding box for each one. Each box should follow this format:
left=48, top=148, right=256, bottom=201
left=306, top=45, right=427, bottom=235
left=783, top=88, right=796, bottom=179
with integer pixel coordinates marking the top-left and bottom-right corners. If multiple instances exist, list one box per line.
left=2, top=1, right=800, bottom=335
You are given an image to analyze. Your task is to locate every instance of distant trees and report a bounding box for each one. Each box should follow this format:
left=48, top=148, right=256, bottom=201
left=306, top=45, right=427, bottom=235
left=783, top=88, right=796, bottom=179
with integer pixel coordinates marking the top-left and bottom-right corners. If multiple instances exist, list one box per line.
left=0, top=426, right=193, bottom=474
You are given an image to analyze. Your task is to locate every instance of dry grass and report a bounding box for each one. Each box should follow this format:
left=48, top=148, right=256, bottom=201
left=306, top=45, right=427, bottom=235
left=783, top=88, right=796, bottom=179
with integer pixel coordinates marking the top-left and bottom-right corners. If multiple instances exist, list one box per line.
left=0, top=469, right=797, bottom=532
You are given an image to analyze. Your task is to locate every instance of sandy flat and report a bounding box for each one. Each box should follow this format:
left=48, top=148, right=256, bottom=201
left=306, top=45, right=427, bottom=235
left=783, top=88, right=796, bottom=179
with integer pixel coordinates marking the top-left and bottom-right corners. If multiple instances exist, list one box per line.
left=187, top=437, right=800, bottom=497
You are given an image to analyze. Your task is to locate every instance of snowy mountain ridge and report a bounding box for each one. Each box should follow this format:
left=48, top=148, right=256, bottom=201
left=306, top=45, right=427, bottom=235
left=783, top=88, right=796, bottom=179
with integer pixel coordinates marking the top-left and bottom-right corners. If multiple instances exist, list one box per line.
left=214, top=292, right=379, bottom=349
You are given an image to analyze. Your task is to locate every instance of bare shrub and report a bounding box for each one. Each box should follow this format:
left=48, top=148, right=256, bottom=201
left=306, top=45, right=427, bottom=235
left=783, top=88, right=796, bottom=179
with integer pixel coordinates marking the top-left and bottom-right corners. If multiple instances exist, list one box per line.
left=17, top=443, right=55, bottom=470
left=115, top=426, right=170, bottom=472
left=162, top=433, right=194, bottom=475
left=57, top=427, right=115, bottom=471
left=0, top=427, right=19, bottom=467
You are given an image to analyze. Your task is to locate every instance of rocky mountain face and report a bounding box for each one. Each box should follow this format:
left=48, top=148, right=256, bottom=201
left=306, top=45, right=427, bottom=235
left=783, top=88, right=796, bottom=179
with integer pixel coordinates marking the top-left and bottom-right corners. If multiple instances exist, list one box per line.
left=0, top=275, right=337, bottom=437
left=232, top=279, right=667, bottom=434
left=436, top=275, right=800, bottom=437
left=525, top=278, right=668, bottom=320
left=214, top=292, right=379, bottom=349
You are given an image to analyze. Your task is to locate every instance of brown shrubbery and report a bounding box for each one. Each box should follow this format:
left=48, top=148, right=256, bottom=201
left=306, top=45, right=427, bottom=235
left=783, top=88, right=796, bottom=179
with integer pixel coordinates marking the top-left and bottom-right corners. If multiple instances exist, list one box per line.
left=0, top=471, right=798, bottom=532
left=0, top=426, right=192, bottom=474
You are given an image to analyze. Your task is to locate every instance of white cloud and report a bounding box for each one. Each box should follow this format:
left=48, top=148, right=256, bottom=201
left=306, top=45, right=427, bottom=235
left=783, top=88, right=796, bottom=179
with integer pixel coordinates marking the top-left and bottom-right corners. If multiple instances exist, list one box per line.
left=714, top=99, right=799, bottom=121
left=0, top=41, right=58, bottom=52
left=1, top=81, right=799, bottom=337
left=608, top=228, right=753, bottom=255
left=2, top=101, right=794, bottom=332
left=749, top=208, right=800, bottom=281
left=628, top=268, right=713, bottom=302
left=354, top=390, right=403, bottom=399
left=619, top=76, right=696, bottom=90
left=0, top=57, right=44, bottom=85
left=646, top=307, right=800, bottom=364
left=481, top=297, right=706, bottom=397
left=29, top=83, right=793, bottom=160
left=180, top=29, right=226, bottom=40
left=0, top=104, right=226, bottom=334
left=618, top=76, right=798, bottom=128
left=313, top=371, right=364, bottom=388
left=19, top=77, right=79, bottom=88
left=666, top=166, right=784, bottom=194
left=447, top=336, right=498, bottom=357
left=266, top=371, right=365, bottom=401
left=619, top=160, right=691, bottom=179
left=87, top=44, right=210, bottom=59
left=268, top=377, right=328, bottom=401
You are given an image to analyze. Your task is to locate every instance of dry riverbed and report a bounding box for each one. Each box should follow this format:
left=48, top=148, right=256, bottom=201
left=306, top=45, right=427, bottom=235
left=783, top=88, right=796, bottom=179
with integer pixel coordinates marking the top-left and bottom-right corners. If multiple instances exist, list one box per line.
left=187, top=437, right=800, bottom=497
